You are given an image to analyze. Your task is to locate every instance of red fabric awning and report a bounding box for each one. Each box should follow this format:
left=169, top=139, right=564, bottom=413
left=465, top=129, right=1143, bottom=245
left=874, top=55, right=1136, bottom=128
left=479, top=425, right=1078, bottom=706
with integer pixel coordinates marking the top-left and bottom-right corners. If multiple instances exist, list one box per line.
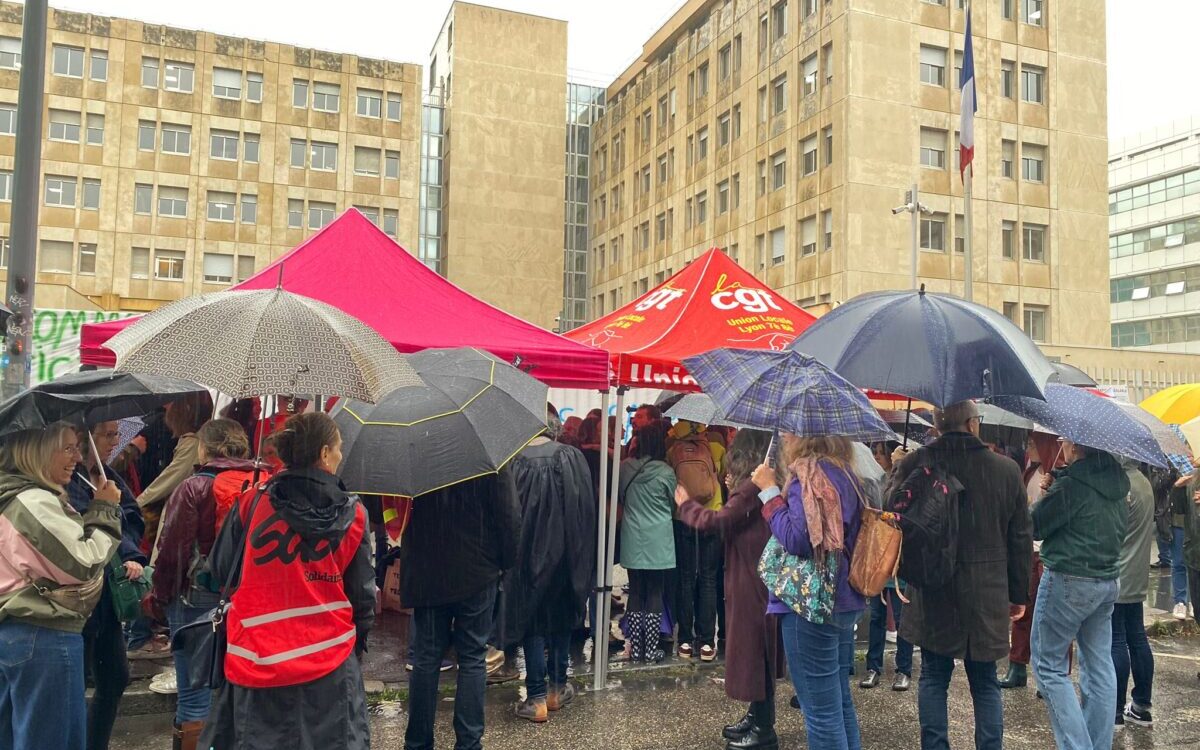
left=79, top=210, right=609, bottom=390
left=566, top=248, right=818, bottom=391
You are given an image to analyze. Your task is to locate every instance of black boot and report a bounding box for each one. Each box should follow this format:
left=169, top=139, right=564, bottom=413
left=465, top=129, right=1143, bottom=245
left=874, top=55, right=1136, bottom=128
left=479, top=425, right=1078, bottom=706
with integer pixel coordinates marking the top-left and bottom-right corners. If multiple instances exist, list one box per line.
left=999, top=662, right=1027, bottom=689
left=727, top=699, right=777, bottom=750
left=723, top=706, right=755, bottom=741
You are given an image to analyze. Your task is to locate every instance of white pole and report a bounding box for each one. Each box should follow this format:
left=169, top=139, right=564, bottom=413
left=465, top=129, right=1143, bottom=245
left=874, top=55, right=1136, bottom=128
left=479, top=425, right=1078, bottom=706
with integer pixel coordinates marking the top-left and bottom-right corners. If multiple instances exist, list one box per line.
left=910, top=182, right=920, bottom=291
left=592, top=388, right=612, bottom=692
left=597, top=386, right=626, bottom=689
left=964, top=164, right=974, bottom=302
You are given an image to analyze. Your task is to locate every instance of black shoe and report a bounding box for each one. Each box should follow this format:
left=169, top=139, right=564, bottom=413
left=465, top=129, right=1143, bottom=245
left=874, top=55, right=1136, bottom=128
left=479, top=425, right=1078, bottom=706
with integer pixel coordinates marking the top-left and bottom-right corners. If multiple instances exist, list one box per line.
left=726, top=727, right=778, bottom=750
left=858, top=670, right=881, bottom=689
left=1036, top=689, right=1043, bottom=700
left=892, top=673, right=911, bottom=692
left=789, top=694, right=801, bottom=710
left=998, top=663, right=1027, bottom=689
left=1151, top=559, right=1171, bottom=569
left=723, top=712, right=754, bottom=741
left=1123, top=703, right=1153, bottom=727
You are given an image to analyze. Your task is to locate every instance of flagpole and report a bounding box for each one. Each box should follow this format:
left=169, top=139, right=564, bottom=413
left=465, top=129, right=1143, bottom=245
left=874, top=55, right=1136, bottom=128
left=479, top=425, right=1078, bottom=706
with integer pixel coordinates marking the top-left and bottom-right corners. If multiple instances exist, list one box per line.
left=964, top=164, right=973, bottom=302
left=960, top=2, right=976, bottom=303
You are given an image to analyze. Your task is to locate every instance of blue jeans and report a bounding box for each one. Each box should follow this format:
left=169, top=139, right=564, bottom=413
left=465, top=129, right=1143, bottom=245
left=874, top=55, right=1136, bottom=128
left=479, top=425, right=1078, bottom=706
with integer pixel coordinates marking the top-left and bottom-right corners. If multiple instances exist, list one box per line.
left=866, top=589, right=913, bottom=676
left=1032, top=569, right=1119, bottom=750
left=524, top=631, right=570, bottom=699
left=1171, top=527, right=1189, bottom=605
left=0, top=621, right=86, bottom=750
left=405, top=582, right=496, bottom=750
left=781, top=610, right=862, bottom=750
left=917, top=649, right=1002, bottom=750
left=125, top=616, right=153, bottom=650
left=167, top=601, right=213, bottom=724
left=1110, top=602, right=1153, bottom=713
left=1155, top=534, right=1171, bottom=565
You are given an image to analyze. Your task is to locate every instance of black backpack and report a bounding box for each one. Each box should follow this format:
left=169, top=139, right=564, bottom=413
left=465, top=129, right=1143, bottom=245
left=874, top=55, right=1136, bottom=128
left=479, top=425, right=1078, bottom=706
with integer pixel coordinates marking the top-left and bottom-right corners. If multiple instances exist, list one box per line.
left=885, top=451, right=964, bottom=590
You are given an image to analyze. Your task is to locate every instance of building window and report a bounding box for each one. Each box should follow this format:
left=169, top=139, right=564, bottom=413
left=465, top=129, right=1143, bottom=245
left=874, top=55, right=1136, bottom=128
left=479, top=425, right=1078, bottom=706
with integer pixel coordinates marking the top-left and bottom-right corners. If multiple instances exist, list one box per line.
left=822, top=126, right=833, bottom=166
left=1002, top=220, right=1016, bottom=258
left=1001, top=139, right=1016, bottom=178
left=291, top=139, right=307, bottom=168
left=920, top=46, right=947, bottom=87
left=203, top=252, right=234, bottom=283
left=243, top=133, right=260, bottom=163
left=157, top=186, right=188, bottom=218
left=138, top=120, right=156, bottom=151
left=955, top=214, right=965, bottom=253
left=212, top=67, right=242, bottom=99
left=733, top=104, right=742, bottom=139
left=313, top=82, right=340, bottom=112
left=141, top=57, right=158, bottom=88
left=154, top=249, right=186, bottom=280
left=1023, top=305, right=1047, bottom=342
left=822, top=209, right=833, bottom=251
left=383, top=208, right=398, bottom=238
left=1022, top=0, right=1043, bottom=26
left=772, top=74, right=787, bottom=115
left=292, top=80, right=308, bottom=108
left=354, top=146, right=381, bottom=176
left=758, top=85, right=768, bottom=123
left=921, top=214, right=947, bottom=251
left=44, top=175, right=77, bottom=207
left=771, top=150, right=787, bottom=190
left=163, top=61, right=194, bottom=93
left=89, top=50, right=107, bottom=81
left=48, top=109, right=80, bottom=142
left=287, top=198, right=303, bottom=228
left=309, top=201, right=335, bottom=229
left=802, top=54, right=818, bottom=97
left=920, top=128, right=946, bottom=169
left=241, top=194, right=257, bottom=224
left=697, top=127, right=709, bottom=160
left=0, top=37, right=20, bottom=69
left=770, top=226, right=786, bottom=265
left=134, top=183, right=152, bottom=214
left=802, top=135, right=818, bottom=175
left=0, top=104, right=14, bottom=135
left=657, top=154, right=668, bottom=184
left=718, top=43, right=732, bottom=81
left=130, top=247, right=150, bottom=279
left=52, top=45, right=84, bottom=77
left=160, top=123, right=191, bottom=155
left=85, top=113, right=103, bottom=145
left=823, top=43, right=833, bottom=83
left=1022, top=223, right=1046, bottom=262
left=758, top=159, right=767, bottom=195
left=718, top=111, right=731, bottom=146
left=1000, top=60, right=1015, bottom=98
left=210, top=129, right=238, bottom=160
left=310, top=141, right=337, bottom=171
left=771, top=0, right=787, bottom=42
left=733, top=34, right=742, bottom=72
left=246, top=72, right=263, bottom=103
left=385, top=150, right=400, bottom=180
left=696, top=191, right=708, bottom=224
left=800, top=215, right=817, bottom=256
left=656, top=212, right=667, bottom=242
left=40, top=240, right=74, bottom=273
left=718, top=179, right=730, bottom=215
left=759, top=13, right=769, bottom=54
left=1021, top=64, right=1045, bottom=104
left=237, top=255, right=256, bottom=281
left=0, top=170, right=9, bottom=201
left=77, top=243, right=96, bottom=275
left=386, top=92, right=402, bottom=121
left=357, top=88, right=382, bottom=118
left=82, top=178, right=100, bottom=210
left=1021, top=143, right=1045, bottom=182
left=1003, top=301, right=1018, bottom=323
left=697, top=62, right=710, bottom=98
left=207, top=191, right=236, bottom=222
left=1001, top=0, right=1014, bottom=19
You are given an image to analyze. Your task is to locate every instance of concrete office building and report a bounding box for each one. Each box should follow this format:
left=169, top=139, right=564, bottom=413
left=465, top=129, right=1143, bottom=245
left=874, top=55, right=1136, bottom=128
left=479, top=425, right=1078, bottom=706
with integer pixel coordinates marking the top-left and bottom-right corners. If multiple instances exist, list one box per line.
left=1109, top=116, right=1200, bottom=354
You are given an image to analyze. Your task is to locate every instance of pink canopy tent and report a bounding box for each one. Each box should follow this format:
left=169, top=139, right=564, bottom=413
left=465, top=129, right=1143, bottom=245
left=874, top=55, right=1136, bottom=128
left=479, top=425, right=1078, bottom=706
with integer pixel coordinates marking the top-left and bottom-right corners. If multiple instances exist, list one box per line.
left=79, top=209, right=609, bottom=389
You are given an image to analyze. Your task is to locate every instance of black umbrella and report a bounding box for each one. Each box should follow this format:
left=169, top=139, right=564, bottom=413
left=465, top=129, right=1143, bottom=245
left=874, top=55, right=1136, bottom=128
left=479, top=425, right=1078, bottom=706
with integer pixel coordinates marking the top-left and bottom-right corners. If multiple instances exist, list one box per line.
left=1048, top=361, right=1097, bottom=387
left=789, top=287, right=1056, bottom=407
left=0, top=369, right=207, bottom=439
left=333, top=347, right=548, bottom=498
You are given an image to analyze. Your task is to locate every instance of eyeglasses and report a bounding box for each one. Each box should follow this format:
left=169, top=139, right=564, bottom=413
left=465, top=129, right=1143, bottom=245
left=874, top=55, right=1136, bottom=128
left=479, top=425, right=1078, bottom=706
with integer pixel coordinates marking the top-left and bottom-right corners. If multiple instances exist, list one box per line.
left=61, top=444, right=83, bottom=457
left=970, top=415, right=985, bottom=425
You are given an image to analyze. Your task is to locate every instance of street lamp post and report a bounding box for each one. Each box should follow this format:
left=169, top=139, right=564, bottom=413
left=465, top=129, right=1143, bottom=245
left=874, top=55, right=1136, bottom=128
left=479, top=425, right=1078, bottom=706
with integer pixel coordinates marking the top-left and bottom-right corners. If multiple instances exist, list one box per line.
left=893, top=182, right=933, bottom=291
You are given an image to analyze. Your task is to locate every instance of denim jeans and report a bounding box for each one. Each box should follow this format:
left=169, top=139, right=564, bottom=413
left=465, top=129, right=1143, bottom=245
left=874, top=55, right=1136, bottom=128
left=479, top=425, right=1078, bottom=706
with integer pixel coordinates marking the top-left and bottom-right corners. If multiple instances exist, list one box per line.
left=781, top=610, right=862, bottom=750
left=524, top=631, right=570, bottom=699
left=0, top=621, right=87, bottom=750
left=1032, top=569, right=1119, bottom=750
left=917, top=649, right=1002, bottom=750
left=1155, top=535, right=1171, bottom=565
left=167, top=600, right=213, bottom=724
left=1171, top=527, right=1189, bottom=605
left=1111, top=602, right=1153, bottom=713
left=405, top=582, right=496, bottom=750
left=125, top=616, right=153, bottom=651
left=672, top=521, right=720, bottom=646
left=866, top=589, right=913, bottom=676
left=83, top=586, right=130, bottom=750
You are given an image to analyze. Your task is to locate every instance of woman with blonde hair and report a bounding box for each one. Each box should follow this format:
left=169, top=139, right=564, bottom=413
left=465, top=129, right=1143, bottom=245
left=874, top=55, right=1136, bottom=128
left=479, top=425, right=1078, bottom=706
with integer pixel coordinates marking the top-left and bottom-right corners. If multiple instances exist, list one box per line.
left=0, top=423, right=122, bottom=750
left=753, top=434, right=866, bottom=750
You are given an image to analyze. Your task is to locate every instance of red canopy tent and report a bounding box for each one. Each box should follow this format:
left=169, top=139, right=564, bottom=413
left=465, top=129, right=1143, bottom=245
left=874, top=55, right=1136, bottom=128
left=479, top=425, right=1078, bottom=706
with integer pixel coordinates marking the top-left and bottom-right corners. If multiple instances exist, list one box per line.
left=79, top=209, right=609, bottom=389
left=566, top=248, right=818, bottom=390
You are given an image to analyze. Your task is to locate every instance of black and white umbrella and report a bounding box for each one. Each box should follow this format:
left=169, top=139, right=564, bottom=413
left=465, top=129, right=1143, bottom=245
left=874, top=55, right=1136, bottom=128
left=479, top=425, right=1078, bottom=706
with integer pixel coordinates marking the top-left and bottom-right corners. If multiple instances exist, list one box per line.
left=106, top=288, right=421, bottom=402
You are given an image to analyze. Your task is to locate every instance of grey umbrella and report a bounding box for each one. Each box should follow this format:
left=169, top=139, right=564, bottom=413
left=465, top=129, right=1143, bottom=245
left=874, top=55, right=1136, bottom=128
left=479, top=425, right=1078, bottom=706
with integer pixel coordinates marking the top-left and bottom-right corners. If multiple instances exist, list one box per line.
left=333, top=347, right=548, bottom=498
left=664, top=393, right=752, bottom=428
left=1049, top=361, right=1097, bottom=387
left=106, top=288, right=421, bottom=402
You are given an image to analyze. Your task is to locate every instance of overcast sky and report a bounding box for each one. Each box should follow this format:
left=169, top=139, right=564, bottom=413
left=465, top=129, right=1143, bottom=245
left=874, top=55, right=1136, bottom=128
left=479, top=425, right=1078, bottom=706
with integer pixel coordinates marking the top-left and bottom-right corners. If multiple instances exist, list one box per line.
left=47, top=0, right=1198, bottom=142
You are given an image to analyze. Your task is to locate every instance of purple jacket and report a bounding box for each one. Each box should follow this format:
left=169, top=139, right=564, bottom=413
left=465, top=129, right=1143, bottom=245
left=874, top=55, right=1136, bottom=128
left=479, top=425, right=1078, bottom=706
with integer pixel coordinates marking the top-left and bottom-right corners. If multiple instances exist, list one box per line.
left=761, top=460, right=865, bottom=616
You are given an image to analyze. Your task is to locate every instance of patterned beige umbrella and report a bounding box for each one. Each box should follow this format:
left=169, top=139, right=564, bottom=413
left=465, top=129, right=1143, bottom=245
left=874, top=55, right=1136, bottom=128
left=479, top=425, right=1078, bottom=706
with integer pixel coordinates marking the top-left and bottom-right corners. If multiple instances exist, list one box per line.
left=106, top=288, right=421, bottom=402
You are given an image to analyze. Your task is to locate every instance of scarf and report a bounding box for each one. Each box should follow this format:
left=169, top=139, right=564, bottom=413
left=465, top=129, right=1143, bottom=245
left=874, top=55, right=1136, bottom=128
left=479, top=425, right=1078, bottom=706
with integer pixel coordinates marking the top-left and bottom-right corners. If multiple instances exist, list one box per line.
left=785, top=457, right=846, bottom=561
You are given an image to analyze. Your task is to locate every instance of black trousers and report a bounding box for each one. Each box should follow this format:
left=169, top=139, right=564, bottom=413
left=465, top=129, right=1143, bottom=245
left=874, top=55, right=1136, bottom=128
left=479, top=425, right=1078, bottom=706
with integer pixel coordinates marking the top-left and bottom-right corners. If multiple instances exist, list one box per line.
left=82, top=588, right=128, bottom=750
left=627, top=569, right=666, bottom=614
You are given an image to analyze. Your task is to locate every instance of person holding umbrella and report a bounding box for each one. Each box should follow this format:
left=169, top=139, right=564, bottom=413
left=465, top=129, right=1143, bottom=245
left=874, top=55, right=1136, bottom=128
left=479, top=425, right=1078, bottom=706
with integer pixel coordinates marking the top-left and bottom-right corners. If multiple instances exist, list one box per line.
left=0, top=423, right=123, bottom=750
left=135, top=392, right=213, bottom=556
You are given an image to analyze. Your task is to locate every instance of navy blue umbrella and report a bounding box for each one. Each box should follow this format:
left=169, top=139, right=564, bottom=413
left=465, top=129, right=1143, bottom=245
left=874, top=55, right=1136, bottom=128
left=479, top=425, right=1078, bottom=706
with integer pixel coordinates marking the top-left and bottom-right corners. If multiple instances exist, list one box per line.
left=989, top=384, right=1168, bottom=468
left=789, top=287, right=1055, bottom=407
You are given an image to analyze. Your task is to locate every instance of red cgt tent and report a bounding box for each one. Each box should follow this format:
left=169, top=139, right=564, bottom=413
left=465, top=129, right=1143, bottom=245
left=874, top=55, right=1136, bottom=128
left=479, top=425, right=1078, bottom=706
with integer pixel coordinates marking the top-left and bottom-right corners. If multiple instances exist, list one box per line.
left=79, top=209, right=609, bottom=389
left=566, top=248, right=818, bottom=391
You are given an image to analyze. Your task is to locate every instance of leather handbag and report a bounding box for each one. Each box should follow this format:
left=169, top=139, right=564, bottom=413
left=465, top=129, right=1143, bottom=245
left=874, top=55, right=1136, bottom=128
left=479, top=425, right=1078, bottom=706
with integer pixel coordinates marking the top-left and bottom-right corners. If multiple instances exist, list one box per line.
left=170, top=488, right=265, bottom=691
left=106, top=557, right=154, bottom=623
left=848, top=507, right=903, bottom=597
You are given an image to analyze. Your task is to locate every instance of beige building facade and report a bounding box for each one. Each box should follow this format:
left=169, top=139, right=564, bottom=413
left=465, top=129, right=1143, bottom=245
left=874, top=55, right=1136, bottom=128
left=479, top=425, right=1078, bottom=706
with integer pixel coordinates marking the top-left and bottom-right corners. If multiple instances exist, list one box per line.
left=0, top=2, right=421, bottom=312
left=589, top=0, right=1110, bottom=348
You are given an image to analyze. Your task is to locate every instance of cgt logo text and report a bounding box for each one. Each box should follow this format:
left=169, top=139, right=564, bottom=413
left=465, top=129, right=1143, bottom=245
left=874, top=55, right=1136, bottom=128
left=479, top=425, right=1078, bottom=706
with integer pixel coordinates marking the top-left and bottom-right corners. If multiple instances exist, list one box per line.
left=710, top=274, right=783, bottom=314
left=634, top=285, right=687, bottom=312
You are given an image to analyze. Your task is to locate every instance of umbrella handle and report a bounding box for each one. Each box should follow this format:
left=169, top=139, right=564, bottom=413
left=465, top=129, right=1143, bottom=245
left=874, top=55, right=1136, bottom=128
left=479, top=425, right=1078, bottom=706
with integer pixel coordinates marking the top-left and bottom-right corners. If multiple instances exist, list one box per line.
left=85, top=429, right=103, bottom=488
left=902, top=398, right=913, bottom=450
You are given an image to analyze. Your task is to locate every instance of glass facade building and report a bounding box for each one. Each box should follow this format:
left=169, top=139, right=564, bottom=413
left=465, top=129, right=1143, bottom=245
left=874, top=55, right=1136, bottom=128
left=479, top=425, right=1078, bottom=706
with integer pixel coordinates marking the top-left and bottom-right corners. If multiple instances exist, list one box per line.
left=560, top=82, right=606, bottom=331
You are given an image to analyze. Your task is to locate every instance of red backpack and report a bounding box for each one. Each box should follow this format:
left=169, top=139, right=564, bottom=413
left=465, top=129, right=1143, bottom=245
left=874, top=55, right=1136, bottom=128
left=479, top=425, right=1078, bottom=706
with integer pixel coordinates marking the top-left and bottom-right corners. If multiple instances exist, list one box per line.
left=203, top=467, right=271, bottom=535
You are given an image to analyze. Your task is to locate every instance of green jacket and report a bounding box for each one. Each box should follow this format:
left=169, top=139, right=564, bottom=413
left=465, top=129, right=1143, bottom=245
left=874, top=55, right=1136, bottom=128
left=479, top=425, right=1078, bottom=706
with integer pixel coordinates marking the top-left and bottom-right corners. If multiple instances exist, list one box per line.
left=1117, top=464, right=1155, bottom=604
left=618, top=457, right=676, bottom=570
left=1033, top=452, right=1129, bottom=581
left=1184, top=476, right=1200, bottom=570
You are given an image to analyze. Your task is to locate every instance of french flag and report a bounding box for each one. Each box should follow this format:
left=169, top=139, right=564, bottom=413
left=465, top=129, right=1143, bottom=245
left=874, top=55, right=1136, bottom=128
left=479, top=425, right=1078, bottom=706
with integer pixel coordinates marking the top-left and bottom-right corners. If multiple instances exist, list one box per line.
left=959, top=5, right=977, bottom=182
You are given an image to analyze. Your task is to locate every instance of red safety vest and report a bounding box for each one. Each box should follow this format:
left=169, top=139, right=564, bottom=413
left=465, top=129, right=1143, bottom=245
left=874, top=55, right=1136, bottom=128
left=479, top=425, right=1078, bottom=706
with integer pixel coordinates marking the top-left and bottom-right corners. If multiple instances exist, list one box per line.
left=225, top=494, right=365, bottom=688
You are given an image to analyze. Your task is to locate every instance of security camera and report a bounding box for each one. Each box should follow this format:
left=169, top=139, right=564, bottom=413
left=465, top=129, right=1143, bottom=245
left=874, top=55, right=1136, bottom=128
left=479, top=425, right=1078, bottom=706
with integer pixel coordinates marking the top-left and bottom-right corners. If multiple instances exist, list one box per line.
left=918, top=204, right=935, bottom=216
left=892, top=204, right=912, bottom=215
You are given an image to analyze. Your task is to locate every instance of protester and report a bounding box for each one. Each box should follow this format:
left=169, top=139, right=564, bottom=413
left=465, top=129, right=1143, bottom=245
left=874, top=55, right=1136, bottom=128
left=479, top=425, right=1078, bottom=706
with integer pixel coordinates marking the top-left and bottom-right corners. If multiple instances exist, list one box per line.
left=1148, top=465, right=1176, bottom=568
left=401, top=468, right=519, bottom=750
left=577, top=414, right=603, bottom=494
left=754, top=434, right=866, bottom=750
left=66, top=422, right=147, bottom=750
left=1169, top=474, right=1193, bottom=620
left=136, top=394, right=214, bottom=554
left=1031, top=441, right=1128, bottom=750
left=0, top=423, right=122, bottom=750
left=861, top=584, right=912, bottom=692
left=1112, top=458, right=1156, bottom=728
left=675, top=429, right=784, bottom=750
left=1187, top=479, right=1200, bottom=628
left=893, top=401, right=1032, bottom=750
left=201, top=412, right=375, bottom=750
left=618, top=422, right=676, bottom=663
left=505, top=433, right=596, bottom=723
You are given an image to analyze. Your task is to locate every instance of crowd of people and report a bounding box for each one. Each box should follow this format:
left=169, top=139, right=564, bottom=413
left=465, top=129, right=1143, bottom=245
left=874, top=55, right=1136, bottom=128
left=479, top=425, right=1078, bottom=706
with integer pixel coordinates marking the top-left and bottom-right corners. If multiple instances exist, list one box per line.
left=0, top=392, right=1198, bottom=750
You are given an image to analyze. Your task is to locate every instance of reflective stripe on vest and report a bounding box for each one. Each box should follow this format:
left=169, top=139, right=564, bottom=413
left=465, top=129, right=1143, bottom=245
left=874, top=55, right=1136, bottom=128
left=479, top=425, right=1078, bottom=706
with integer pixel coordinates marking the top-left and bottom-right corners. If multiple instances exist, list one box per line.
left=240, top=601, right=352, bottom=629
left=227, top=627, right=357, bottom=666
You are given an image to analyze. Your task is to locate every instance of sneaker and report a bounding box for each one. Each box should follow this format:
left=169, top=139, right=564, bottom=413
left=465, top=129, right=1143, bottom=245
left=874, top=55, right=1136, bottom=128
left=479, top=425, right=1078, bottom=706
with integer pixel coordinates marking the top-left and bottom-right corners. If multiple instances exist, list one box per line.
left=148, top=670, right=177, bottom=695
left=1123, top=703, right=1152, bottom=727
left=699, top=644, right=716, bottom=662
left=1174, top=603, right=1188, bottom=621
left=547, top=682, right=576, bottom=712
left=516, top=698, right=548, bottom=723
left=127, top=635, right=171, bottom=661
left=487, top=664, right=520, bottom=684
left=678, top=643, right=694, bottom=659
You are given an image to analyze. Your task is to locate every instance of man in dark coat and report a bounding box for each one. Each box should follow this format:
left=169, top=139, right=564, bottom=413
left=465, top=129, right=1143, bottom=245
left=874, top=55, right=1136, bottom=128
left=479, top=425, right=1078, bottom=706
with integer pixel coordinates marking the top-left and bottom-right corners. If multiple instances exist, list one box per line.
left=505, top=436, right=596, bottom=722
left=401, top=470, right=520, bottom=750
left=893, top=401, right=1033, bottom=750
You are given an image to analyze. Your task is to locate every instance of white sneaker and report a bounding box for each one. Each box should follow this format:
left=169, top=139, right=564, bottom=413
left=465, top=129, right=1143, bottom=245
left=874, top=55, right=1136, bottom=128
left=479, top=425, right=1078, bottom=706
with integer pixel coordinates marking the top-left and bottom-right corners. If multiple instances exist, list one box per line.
left=886, top=630, right=898, bottom=644
left=148, top=670, right=177, bottom=695
left=1174, top=603, right=1188, bottom=621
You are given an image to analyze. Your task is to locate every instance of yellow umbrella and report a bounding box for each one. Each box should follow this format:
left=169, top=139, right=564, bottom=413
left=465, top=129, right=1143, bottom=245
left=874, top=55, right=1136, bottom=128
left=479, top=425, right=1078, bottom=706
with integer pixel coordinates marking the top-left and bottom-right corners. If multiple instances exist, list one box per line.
left=1140, top=383, right=1200, bottom=424
left=1181, top=416, right=1200, bottom=455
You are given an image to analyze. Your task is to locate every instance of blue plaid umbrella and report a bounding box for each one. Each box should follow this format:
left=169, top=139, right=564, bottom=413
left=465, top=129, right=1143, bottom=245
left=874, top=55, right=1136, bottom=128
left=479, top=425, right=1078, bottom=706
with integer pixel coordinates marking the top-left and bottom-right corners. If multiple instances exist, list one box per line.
left=682, top=348, right=896, bottom=441
left=989, top=384, right=1168, bottom=468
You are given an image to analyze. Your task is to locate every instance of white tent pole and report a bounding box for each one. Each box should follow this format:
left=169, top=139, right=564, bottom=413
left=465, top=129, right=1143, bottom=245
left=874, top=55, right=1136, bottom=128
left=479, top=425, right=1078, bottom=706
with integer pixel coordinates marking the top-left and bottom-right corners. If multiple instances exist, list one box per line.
left=592, top=387, right=612, bottom=692
left=597, top=386, right=626, bottom=689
